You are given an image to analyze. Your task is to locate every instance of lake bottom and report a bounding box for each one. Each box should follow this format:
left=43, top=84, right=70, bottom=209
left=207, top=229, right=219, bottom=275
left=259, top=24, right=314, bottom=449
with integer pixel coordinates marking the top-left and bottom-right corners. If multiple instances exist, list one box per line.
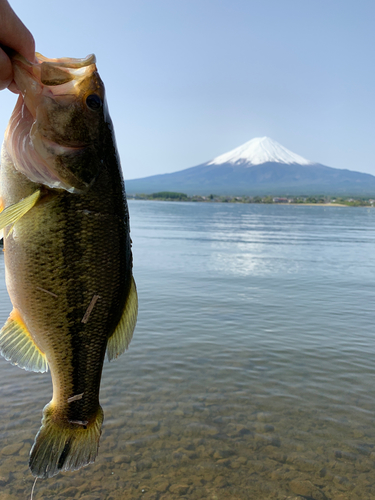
left=1, top=201, right=375, bottom=499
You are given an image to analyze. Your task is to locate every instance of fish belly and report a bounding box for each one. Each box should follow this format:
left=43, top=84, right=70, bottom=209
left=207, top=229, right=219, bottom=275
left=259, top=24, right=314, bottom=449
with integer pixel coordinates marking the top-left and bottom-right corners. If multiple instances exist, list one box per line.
left=1, top=156, right=133, bottom=478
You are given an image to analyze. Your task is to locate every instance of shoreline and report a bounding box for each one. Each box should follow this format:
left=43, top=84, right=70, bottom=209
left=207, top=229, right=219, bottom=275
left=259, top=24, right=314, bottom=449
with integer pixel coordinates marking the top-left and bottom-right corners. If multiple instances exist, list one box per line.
left=128, top=191, right=374, bottom=207
left=278, top=202, right=348, bottom=207
left=128, top=198, right=369, bottom=208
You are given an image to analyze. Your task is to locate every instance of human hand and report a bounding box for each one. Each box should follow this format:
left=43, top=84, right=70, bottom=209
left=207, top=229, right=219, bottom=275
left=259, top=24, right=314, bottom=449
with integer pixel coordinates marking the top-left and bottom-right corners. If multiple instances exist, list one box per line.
left=0, top=0, right=35, bottom=92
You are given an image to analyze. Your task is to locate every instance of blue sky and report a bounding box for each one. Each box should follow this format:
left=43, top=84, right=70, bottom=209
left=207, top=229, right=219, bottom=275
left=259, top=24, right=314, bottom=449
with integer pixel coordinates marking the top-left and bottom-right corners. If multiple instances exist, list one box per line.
left=1, top=0, right=375, bottom=179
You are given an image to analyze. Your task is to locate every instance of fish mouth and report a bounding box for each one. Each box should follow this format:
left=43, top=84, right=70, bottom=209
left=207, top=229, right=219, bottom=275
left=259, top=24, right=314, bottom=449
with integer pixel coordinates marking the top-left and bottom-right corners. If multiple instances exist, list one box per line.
left=12, top=53, right=98, bottom=118
left=12, top=52, right=96, bottom=79
left=6, top=52, right=102, bottom=193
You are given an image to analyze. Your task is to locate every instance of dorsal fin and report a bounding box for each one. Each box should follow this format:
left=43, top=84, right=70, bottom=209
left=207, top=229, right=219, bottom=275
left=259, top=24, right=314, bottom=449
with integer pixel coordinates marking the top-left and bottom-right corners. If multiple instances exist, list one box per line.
left=0, top=308, right=48, bottom=373
left=107, top=277, right=138, bottom=361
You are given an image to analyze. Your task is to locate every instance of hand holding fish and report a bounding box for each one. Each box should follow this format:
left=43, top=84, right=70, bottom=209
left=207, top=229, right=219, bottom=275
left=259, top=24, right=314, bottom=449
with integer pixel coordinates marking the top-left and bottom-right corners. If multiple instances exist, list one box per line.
left=0, top=0, right=35, bottom=91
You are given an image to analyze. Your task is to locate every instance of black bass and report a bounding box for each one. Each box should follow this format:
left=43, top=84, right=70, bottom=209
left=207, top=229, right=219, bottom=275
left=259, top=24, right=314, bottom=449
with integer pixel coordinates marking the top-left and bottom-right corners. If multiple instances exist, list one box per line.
left=0, top=52, right=137, bottom=478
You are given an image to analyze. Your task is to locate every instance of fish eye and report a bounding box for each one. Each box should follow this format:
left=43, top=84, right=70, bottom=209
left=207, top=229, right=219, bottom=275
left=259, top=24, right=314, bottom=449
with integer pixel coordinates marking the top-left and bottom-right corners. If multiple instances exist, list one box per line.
left=86, top=94, right=102, bottom=111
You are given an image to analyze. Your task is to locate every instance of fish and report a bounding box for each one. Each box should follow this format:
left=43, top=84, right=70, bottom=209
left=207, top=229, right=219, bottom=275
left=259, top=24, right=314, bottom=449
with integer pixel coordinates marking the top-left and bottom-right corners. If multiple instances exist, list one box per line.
left=0, top=52, right=138, bottom=478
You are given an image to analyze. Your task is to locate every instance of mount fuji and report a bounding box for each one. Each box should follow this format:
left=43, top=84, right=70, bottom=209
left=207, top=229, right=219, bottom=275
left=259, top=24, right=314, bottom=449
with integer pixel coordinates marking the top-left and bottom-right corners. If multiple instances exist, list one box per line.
left=125, top=137, right=375, bottom=196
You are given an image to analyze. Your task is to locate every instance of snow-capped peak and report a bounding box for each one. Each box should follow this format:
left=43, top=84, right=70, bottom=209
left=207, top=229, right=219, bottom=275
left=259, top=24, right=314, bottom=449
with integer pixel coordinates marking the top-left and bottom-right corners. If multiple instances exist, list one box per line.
left=207, top=137, right=314, bottom=166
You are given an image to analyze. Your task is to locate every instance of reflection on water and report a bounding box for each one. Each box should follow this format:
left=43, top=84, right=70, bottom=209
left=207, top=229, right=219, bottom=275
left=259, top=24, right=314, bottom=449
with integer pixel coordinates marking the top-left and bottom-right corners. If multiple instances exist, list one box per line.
left=1, top=201, right=375, bottom=499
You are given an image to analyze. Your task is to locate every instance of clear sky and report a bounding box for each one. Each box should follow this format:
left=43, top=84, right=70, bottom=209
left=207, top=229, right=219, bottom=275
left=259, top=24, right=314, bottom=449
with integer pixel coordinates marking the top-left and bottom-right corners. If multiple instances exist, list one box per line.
left=1, top=0, right=375, bottom=179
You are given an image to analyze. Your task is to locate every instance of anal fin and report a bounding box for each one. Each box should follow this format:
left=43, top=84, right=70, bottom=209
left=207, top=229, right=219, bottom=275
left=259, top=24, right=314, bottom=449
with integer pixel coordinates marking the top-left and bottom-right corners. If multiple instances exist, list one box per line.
left=0, top=308, right=48, bottom=373
left=107, top=277, right=138, bottom=361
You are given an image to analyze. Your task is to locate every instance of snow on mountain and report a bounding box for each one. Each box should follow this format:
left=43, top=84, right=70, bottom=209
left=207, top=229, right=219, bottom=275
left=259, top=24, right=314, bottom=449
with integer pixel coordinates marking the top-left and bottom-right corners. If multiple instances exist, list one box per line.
left=207, top=137, right=314, bottom=167
left=125, top=134, right=375, bottom=196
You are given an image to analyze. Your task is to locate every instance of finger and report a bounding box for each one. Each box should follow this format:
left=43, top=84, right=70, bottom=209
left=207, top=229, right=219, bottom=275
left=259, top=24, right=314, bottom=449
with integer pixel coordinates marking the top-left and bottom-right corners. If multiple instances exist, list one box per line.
left=0, top=0, right=35, bottom=62
left=8, top=80, right=20, bottom=94
left=0, top=46, right=12, bottom=91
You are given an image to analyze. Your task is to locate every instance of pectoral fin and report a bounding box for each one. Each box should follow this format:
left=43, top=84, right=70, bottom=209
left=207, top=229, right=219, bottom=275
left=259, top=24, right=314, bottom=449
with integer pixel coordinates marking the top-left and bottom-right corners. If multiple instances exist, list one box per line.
left=107, top=277, right=138, bottom=361
left=0, top=308, right=48, bottom=373
left=0, top=198, right=4, bottom=240
left=0, top=190, right=41, bottom=235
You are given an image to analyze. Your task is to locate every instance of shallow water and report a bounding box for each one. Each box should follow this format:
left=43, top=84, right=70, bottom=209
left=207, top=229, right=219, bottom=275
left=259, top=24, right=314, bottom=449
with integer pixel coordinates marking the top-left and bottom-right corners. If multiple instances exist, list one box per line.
left=1, top=201, right=375, bottom=499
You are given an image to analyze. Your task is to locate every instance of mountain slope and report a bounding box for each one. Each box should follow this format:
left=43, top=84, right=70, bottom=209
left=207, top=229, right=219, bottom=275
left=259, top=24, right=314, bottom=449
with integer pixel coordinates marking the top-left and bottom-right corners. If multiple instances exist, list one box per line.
left=125, top=137, right=375, bottom=196
left=207, top=136, right=314, bottom=166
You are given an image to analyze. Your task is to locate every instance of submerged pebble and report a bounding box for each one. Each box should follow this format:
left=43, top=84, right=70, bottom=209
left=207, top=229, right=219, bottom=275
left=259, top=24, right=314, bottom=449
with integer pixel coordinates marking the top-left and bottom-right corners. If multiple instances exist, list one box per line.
left=2, top=202, right=375, bottom=498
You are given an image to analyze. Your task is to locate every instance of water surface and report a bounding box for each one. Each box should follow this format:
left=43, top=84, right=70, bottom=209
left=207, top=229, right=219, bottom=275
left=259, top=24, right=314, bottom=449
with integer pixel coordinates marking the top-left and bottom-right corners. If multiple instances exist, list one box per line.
left=1, top=201, right=375, bottom=500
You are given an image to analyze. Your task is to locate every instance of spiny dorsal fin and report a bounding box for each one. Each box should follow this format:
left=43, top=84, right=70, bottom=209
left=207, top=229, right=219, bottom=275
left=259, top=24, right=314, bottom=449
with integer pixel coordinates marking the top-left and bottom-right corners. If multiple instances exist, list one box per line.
left=107, top=277, right=138, bottom=361
left=0, top=190, right=41, bottom=235
left=0, top=309, right=48, bottom=373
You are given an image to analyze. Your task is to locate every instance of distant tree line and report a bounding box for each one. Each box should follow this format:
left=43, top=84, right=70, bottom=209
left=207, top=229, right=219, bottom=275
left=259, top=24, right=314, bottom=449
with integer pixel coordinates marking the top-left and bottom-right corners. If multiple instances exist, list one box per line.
left=147, top=192, right=189, bottom=201
left=129, top=192, right=375, bottom=207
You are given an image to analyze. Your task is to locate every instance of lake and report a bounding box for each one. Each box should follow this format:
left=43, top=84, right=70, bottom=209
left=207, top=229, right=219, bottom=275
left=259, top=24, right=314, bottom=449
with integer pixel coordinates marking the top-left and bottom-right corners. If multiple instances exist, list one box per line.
left=1, top=200, right=375, bottom=500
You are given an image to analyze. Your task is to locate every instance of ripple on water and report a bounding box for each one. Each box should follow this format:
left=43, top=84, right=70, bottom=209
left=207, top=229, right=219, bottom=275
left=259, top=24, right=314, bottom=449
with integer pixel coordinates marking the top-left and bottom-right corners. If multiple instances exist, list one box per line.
left=1, top=201, right=375, bottom=499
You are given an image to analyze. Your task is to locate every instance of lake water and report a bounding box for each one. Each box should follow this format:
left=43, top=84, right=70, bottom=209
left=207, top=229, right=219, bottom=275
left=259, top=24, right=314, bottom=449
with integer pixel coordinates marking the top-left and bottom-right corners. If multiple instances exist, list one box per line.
left=1, top=200, right=375, bottom=500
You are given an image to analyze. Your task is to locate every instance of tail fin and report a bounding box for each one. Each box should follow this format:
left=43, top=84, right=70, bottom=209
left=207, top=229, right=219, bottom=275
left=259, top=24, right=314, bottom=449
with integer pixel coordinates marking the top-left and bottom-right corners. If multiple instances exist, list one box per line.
left=29, top=402, right=103, bottom=478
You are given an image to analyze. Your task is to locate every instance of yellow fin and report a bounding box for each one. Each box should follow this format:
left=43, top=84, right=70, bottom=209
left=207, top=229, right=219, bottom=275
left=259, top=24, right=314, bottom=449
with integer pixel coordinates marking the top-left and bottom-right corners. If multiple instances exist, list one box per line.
left=107, top=277, right=138, bottom=361
left=29, top=401, right=103, bottom=478
left=0, top=190, right=41, bottom=235
left=0, top=197, right=4, bottom=240
left=0, top=309, right=48, bottom=373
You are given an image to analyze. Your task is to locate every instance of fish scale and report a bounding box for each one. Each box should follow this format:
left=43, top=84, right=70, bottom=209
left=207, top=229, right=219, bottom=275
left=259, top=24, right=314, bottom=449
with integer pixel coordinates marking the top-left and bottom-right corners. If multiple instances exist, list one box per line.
left=0, top=52, right=137, bottom=478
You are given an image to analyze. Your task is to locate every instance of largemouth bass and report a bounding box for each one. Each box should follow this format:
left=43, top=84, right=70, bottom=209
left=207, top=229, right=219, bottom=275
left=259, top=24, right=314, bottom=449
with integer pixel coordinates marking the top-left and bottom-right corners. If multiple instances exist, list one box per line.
left=0, top=52, right=138, bottom=478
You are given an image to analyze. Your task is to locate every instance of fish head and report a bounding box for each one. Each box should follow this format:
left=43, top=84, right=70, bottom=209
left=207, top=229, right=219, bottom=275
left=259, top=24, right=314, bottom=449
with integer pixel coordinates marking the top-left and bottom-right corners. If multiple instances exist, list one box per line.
left=5, top=53, right=113, bottom=193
